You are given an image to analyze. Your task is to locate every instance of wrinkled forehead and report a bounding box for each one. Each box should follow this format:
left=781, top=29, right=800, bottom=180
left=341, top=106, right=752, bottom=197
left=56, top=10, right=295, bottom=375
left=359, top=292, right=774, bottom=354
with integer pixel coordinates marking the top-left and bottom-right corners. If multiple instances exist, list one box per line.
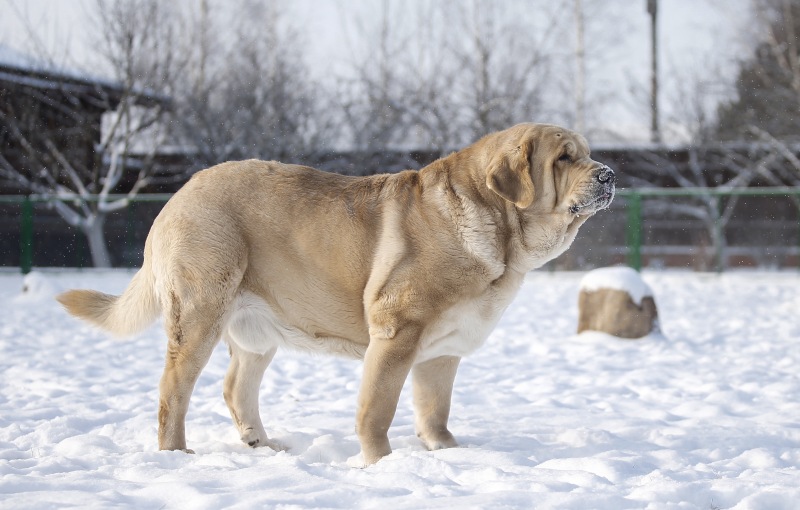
left=510, top=124, right=592, bottom=158
left=541, top=126, right=590, bottom=154
left=565, top=133, right=591, bottom=156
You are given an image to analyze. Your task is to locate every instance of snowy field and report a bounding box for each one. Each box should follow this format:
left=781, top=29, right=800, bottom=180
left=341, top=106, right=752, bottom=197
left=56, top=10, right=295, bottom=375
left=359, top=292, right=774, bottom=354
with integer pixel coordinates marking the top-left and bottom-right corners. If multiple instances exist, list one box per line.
left=1, top=269, right=799, bottom=509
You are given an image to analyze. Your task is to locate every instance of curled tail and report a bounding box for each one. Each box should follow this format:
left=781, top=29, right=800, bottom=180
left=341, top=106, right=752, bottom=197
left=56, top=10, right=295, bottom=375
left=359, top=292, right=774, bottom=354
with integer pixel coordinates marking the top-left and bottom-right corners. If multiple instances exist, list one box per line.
left=57, top=265, right=161, bottom=337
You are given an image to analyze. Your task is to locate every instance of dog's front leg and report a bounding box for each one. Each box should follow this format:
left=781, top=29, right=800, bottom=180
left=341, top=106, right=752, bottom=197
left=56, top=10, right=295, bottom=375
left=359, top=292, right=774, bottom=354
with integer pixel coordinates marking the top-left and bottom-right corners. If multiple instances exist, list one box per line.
left=354, top=323, right=421, bottom=466
left=412, top=355, right=460, bottom=450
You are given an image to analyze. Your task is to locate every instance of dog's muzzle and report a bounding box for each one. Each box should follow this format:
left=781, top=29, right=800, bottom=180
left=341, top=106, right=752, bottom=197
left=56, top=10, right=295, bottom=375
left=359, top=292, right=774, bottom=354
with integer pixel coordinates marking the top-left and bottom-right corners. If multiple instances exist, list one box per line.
left=569, top=165, right=616, bottom=214
left=593, top=165, right=616, bottom=210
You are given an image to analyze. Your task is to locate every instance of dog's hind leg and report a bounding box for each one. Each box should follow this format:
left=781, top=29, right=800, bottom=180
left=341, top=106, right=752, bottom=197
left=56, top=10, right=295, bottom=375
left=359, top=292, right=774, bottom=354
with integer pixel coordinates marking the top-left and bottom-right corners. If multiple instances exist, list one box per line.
left=158, top=273, right=239, bottom=453
left=223, top=338, right=284, bottom=451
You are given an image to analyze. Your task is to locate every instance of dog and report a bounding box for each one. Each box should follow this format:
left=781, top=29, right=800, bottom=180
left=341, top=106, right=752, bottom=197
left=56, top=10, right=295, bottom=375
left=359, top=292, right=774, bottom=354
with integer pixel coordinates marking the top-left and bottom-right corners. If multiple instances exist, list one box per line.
left=57, top=123, right=615, bottom=465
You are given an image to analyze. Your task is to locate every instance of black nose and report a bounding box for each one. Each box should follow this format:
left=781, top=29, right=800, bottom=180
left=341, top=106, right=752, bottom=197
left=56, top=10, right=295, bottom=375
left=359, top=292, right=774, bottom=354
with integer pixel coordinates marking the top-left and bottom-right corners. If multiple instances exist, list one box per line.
left=597, top=165, right=615, bottom=184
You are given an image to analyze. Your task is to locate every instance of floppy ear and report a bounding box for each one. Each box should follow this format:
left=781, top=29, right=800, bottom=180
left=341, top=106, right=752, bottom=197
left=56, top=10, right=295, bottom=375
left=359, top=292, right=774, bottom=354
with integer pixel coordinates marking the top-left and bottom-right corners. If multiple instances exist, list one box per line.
left=485, top=143, right=535, bottom=208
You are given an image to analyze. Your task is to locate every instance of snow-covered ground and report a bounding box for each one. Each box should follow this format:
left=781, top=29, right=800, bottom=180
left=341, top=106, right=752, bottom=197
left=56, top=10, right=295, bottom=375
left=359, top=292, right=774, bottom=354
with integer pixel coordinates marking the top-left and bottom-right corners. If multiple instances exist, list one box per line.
left=1, top=269, right=798, bottom=509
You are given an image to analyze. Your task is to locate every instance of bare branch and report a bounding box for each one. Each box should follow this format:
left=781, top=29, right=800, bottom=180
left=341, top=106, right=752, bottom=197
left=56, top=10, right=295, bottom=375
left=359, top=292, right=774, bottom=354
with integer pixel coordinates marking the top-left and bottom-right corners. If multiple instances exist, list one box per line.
left=43, top=139, right=89, bottom=196
left=748, top=125, right=800, bottom=173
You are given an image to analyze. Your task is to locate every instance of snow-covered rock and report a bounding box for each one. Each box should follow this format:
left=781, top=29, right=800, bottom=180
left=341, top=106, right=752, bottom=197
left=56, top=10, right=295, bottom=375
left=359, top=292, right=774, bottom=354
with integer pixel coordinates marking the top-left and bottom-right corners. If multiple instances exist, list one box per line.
left=577, top=266, right=658, bottom=338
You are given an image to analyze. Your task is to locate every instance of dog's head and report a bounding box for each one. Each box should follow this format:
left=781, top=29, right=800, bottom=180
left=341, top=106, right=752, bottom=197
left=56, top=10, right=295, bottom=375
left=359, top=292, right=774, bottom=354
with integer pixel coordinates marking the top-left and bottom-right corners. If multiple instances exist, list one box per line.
left=484, top=123, right=615, bottom=216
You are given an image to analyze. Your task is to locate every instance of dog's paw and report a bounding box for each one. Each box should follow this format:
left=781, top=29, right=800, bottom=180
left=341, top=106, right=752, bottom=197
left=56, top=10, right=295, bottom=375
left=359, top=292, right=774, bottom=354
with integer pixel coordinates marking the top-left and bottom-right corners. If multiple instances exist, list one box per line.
left=346, top=452, right=367, bottom=469
left=240, top=428, right=267, bottom=447
left=241, top=429, right=287, bottom=452
left=262, top=438, right=289, bottom=452
left=418, top=430, right=458, bottom=451
left=244, top=435, right=263, bottom=448
left=425, top=439, right=458, bottom=451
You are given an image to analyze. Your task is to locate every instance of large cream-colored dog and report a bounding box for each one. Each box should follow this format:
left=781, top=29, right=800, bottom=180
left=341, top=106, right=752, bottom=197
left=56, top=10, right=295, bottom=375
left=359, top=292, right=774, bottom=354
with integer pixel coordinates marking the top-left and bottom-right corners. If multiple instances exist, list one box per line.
left=58, top=123, right=615, bottom=465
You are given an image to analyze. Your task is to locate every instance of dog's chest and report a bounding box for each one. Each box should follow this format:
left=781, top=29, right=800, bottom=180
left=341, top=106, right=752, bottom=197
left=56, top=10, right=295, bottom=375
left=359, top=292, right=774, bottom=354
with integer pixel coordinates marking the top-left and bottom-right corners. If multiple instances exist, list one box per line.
left=416, top=281, right=519, bottom=363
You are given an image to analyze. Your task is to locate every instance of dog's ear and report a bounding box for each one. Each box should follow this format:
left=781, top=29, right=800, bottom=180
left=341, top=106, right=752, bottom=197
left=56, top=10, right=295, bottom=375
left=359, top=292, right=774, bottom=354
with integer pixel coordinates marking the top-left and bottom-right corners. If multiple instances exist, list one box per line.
left=485, top=142, right=535, bottom=208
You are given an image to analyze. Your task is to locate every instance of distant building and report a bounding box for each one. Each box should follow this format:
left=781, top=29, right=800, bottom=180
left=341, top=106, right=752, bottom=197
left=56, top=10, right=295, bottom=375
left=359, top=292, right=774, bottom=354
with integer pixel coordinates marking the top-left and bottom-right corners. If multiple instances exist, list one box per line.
left=0, top=45, right=168, bottom=268
left=0, top=44, right=164, bottom=194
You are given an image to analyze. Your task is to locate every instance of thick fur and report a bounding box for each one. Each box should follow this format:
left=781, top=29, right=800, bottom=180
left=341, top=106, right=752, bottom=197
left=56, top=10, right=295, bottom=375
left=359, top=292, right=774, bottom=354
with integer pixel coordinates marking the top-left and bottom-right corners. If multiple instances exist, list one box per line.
left=58, top=261, right=160, bottom=336
left=57, top=123, right=615, bottom=465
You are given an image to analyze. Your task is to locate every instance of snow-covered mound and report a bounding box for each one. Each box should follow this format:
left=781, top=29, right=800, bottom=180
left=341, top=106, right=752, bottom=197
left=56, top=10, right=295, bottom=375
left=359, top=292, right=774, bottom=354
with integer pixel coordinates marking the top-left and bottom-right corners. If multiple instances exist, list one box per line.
left=1, top=270, right=799, bottom=508
left=14, top=271, right=61, bottom=303
left=579, top=266, right=653, bottom=305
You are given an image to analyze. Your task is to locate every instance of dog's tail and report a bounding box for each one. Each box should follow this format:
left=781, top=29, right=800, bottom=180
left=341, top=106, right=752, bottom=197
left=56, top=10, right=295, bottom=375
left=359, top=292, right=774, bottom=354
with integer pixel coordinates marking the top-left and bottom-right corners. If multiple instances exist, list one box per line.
left=56, top=263, right=160, bottom=337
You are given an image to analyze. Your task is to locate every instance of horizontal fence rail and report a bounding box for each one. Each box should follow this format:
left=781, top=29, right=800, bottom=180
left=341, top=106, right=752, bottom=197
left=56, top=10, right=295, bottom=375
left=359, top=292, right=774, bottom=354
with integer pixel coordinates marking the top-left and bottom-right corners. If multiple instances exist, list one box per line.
left=0, top=188, right=799, bottom=273
left=616, top=188, right=800, bottom=271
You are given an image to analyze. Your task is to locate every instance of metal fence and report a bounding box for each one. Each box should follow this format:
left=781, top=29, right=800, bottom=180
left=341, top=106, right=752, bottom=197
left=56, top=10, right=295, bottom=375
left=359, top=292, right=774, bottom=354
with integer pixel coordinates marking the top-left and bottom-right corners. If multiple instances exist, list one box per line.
left=1, top=188, right=799, bottom=273
left=617, top=188, right=800, bottom=271
left=0, top=194, right=171, bottom=273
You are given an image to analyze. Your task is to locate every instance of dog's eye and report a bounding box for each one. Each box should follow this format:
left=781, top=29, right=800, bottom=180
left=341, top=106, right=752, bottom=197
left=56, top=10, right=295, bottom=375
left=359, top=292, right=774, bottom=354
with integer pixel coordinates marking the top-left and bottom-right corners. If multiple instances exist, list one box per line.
left=558, top=153, right=571, bottom=163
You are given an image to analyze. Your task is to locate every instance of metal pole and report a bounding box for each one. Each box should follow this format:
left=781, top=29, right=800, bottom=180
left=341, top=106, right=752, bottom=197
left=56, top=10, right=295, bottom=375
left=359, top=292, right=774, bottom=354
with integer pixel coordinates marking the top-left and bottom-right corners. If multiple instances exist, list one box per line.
left=626, top=192, right=643, bottom=270
left=20, top=196, right=33, bottom=274
left=647, top=0, right=661, bottom=144
left=574, top=0, right=586, bottom=133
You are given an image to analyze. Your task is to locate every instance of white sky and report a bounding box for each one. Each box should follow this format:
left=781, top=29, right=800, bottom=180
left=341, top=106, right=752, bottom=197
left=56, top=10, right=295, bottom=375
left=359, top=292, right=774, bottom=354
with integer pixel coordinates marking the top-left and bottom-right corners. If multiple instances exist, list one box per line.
left=0, top=0, right=752, bottom=144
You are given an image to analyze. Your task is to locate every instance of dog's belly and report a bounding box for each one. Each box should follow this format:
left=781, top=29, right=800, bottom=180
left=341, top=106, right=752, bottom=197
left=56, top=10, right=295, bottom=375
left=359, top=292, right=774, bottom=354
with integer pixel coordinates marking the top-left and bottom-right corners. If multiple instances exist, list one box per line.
left=226, top=289, right=512, bottom=363
left=226, top=291, right=367, bottom=359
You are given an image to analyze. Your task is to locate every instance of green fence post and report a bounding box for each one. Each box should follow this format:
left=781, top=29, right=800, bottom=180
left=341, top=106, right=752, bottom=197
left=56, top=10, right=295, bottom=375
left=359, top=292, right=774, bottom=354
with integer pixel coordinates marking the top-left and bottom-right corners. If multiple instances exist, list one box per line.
left=20, top=196, right=33, bottom=274
left=626, top=192, right=642, bottom=271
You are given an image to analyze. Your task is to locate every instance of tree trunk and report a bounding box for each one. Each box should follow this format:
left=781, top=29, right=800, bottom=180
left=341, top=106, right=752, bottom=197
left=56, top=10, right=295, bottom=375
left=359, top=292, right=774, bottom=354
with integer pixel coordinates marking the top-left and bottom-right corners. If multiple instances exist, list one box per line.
left=711, top=216, right=727, bottom=272
left=83, top=214, right=112, bottom=268
left=707, top=196, right=727, bottom=272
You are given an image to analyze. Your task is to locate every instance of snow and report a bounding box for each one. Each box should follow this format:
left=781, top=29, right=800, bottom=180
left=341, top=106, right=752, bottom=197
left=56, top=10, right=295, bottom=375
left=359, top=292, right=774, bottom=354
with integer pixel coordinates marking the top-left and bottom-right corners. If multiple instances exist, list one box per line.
left=1, top=269, right=799, bottom=509
left=580, top=266, right=654, bottom=306
left=0, top=43, right=115, bottom=88
left=0, top=44, right=162, bottom=104
left=0, top=44, right=46, bottom=71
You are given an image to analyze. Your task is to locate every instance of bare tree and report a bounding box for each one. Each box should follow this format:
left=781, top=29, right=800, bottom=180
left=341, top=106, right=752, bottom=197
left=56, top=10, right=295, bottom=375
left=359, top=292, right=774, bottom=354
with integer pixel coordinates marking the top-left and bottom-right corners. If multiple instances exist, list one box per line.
left=171, top=0, right=324, bottom=166
left=334, top=0, right=419, bottom=152
left=446, top=0, right=563, bottom=140
left=715, top=0, right=800, bottom=141
left=569, top=0, right=640, bottom=142
left=0, top=0, right=173, bottom=267
left=337, top=0, right=566, bottom=155
left=2, top=0, right=327, bottom=266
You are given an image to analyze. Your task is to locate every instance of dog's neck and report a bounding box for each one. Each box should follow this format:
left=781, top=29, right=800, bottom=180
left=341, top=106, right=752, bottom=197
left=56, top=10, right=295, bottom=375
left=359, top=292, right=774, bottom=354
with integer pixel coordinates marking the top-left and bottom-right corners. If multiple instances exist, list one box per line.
left=511, top=210, right=590, bottom=272
left=419, top=159, right=507, bottom=282
left=418, top=149, right=591, bottom=278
